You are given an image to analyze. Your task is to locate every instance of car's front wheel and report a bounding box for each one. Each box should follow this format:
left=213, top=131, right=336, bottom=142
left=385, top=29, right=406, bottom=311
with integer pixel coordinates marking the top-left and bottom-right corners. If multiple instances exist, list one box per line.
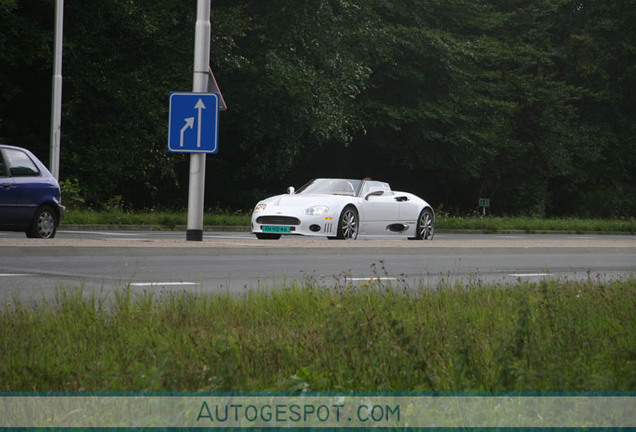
left=255, top=233, right=281, bottom=240
left=335, top=206, right=359, bottom=240
left=26, top=205, right=58, bottom=239
left=414, top=207, right=434, bottom=240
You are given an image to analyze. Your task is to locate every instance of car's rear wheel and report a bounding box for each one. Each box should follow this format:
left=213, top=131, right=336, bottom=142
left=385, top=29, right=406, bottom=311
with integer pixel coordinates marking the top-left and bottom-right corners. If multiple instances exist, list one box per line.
left=336, top=206, right=358, bottom=240
left=414, top=207, right=434, bottom=240
left=26, top=205, right=57, bottom=239
left=255, top=233, right=281, bottom=240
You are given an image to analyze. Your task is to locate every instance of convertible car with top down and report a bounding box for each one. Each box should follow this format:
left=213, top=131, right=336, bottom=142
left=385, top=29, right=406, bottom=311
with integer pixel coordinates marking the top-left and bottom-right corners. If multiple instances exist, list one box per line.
left=251, top=178, right=434, bottom=240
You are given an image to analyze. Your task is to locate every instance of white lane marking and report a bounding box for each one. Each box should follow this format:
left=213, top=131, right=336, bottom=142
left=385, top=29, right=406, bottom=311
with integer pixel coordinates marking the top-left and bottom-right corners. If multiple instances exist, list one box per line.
left=0, top=273, right=31, bottom=277
left=130, top=282, right=199, bottom=287
left=508, top=273, right=551, bottom=277
left=345, top=277, right=398, bottom=282
left=204, top=235, right=252, bottom=240
left=59, top=231, right=141, bottom=236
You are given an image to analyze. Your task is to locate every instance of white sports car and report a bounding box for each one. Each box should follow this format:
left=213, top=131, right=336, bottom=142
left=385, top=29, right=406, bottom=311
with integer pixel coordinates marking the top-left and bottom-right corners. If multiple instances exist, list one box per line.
left=251, top=178, right=434, bottom=240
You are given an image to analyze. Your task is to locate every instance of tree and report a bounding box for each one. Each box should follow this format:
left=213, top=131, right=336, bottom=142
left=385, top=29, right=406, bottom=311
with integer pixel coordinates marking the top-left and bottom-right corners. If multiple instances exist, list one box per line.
left=207, top=0, right=373, bottom=207
left=2, top=0, right=633, bottom=216
left=321, top=0, right=515, bottom=209
left=0, top=0, right=54, bottom=153
left=483, top=0, right=636, bottom=216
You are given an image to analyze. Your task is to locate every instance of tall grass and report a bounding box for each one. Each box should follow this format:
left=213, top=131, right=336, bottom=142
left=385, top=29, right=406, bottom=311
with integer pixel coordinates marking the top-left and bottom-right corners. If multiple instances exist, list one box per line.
left=1, top=278, right=634, bottom=392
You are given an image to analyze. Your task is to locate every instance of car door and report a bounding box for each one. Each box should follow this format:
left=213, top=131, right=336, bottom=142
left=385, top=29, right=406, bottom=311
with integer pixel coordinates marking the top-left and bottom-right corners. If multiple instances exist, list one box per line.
left=0, top=148, right=42, bottom=227
left=357, top=181, right=399, bottom=235
left=0, top=149, right=20, bottom=226
left=396, top=194, right=421, bottom=224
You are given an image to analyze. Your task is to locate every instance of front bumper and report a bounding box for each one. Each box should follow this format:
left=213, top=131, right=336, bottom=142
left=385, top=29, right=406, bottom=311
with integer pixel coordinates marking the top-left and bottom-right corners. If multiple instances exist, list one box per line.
left=251, top=213, right=338, bottom=237
left=57, top=203, right=66, bottom=222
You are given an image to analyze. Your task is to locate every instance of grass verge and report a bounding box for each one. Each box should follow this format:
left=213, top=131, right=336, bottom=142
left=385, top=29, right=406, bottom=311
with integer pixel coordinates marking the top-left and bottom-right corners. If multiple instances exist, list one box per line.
left=61, top=210, right=636, bottom=233
left=437, top=216, right=636, bottom=234
left=62, top=209, right=251, bottom=228
left=1, top=277, right=634, bottom=392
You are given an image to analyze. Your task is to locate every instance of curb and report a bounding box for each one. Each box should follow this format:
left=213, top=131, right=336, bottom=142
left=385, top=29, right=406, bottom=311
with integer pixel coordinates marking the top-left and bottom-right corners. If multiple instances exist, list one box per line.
left=59, top=224, right=249, bottom=232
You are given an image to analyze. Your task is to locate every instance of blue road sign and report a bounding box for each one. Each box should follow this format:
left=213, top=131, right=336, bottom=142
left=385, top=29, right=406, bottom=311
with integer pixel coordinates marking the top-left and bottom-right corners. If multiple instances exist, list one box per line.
left=168, top=92, right=219, bottom=153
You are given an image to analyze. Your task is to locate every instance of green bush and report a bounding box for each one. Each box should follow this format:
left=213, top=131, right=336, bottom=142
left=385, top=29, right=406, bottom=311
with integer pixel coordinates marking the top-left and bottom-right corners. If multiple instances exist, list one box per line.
left=59, top=178, right=85, bottom=210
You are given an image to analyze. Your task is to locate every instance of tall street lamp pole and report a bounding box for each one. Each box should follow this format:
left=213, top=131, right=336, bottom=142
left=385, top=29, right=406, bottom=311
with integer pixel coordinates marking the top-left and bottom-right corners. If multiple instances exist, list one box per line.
left=49, top=0, right=63, bottom=179
left=186, top=0, right=211, bottom=241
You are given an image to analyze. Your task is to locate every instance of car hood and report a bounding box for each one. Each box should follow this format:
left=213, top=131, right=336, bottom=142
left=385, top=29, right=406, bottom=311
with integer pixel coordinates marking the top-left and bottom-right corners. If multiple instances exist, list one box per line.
left=261, top=193, right=344, bottom=207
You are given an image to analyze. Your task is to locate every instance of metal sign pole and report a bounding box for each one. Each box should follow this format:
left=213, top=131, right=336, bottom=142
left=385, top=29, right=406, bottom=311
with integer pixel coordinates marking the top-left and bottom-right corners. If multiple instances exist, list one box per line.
left=186, top=0, right=211, bottom=241
left=49, top=0, right=64, bottom=179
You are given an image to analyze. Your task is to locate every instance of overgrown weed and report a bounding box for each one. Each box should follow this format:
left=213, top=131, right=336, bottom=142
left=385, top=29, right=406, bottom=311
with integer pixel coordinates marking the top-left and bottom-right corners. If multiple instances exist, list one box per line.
left=1, top=277, right=634, bottom=392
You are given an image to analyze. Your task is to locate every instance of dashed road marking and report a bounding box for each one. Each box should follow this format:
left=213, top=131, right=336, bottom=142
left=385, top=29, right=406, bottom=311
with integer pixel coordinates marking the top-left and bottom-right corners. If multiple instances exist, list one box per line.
left=204, top=235, right=252, bottom=240
left=59, top=231, right=141, bottom=236
left=345, top=277, right=398, bottom=282
left=130, top=282, right=199, bottom=287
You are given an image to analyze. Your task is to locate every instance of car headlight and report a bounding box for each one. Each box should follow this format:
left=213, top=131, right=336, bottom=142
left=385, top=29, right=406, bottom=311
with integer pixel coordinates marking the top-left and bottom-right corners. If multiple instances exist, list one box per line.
left=303, top=205, right=329, bottom=216
left=253, top=203, right=267, bottom=214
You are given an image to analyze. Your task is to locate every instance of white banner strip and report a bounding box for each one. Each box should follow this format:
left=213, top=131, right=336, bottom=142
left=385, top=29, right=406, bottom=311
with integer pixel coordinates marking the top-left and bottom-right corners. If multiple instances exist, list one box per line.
left=1, top=395, right=634, bottom=428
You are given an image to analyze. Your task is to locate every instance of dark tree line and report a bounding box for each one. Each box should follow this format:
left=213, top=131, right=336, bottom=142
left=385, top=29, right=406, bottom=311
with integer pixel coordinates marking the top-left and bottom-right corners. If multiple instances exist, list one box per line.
left=1, top=0, right=634, bottom=216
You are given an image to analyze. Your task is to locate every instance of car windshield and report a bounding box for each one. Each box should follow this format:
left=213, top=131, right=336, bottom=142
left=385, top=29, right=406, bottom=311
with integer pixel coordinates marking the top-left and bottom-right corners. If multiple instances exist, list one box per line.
left=296, top=178, right=363, bottom=197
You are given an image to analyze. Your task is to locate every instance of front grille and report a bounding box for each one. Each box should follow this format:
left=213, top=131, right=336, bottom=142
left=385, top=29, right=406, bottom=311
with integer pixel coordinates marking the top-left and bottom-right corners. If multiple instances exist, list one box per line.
left=256, top=216, right=301, bottom=225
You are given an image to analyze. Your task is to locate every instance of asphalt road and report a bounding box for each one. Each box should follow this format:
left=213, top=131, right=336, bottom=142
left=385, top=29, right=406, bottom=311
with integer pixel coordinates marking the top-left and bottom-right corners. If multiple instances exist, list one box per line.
left=0, top=230, right=634, bottom=304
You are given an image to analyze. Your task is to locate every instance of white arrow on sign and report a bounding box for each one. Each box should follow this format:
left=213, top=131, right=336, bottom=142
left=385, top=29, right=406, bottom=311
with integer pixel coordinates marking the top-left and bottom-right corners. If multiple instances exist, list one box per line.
left=194, top=98, right=206, bottom=148
left=180, top=117, right=194, bottom=147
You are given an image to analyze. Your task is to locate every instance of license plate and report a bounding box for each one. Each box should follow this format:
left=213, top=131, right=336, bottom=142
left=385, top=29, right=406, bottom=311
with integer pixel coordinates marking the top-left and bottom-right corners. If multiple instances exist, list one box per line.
left=262, top=225, right=290, bottom=233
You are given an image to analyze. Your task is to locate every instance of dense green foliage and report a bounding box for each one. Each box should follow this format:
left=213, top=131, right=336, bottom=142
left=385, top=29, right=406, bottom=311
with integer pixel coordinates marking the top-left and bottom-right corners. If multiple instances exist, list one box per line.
left=1, top=0, right=634, bottom=216
left=1, top=279, right=635, bottom=391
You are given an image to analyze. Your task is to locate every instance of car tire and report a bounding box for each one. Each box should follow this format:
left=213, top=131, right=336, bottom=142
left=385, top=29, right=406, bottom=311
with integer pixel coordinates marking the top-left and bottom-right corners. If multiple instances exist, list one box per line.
left=26, top=205, right=58, bottom=239
left=255, top=233, right=281, bottom=240
left=336, top=206, right=359, bottom=240
left=413, top=207, right=434, bottom=240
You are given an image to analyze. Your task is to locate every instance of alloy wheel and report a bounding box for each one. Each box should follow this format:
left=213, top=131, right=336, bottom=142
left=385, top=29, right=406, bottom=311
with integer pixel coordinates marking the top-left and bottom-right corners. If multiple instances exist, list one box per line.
left=418, top=209, right=434, bottom=240
left=340, top=208, right=358, bottom=239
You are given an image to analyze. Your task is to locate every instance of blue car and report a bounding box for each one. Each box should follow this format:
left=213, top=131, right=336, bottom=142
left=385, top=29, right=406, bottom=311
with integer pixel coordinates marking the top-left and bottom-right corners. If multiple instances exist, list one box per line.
left=0, top=144, right=66, bottom=238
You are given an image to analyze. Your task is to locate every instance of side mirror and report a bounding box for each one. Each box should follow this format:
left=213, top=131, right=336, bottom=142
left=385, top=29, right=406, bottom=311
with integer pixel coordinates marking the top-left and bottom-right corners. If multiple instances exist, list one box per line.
left=364, top=190, right=384, bottom=201
left=287, top=186, right=295, bottom=195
